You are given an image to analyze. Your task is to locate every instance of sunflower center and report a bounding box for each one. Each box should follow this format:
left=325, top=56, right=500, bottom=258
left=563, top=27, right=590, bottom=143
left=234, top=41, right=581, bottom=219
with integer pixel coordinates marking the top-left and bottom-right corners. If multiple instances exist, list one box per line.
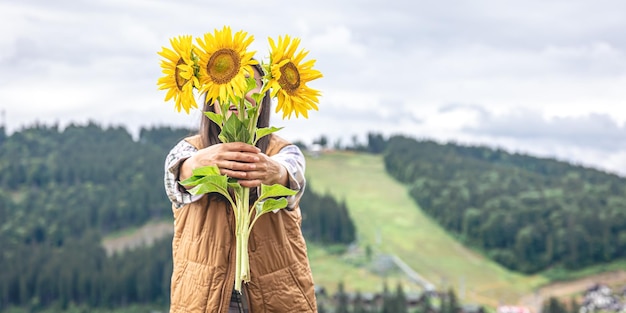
left=175, top=58, right=188, bottom=90
left=278, top=62, right=300, bottom=93
left=207, top=49, right=240, bottom=84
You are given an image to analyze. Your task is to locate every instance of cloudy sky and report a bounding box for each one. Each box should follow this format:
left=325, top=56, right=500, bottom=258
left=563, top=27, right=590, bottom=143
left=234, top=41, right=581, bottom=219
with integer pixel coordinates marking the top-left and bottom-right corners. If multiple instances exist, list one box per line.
left=2, top=0, right=625, bottom=175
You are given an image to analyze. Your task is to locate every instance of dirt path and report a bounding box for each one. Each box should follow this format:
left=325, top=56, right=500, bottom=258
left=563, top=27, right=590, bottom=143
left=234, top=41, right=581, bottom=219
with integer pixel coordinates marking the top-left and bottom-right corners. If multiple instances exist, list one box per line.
left=519, top=270, right=626, bottom=313
left=102, top=221, right=173, bottom=256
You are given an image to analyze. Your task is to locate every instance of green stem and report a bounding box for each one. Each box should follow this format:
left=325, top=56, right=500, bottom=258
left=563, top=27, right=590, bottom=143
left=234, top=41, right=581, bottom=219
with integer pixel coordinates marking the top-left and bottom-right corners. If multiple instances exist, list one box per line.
left=248, top=197, right=261, bottom=227
left=234, top=242, right=242, bottom=291
left=234, top=188, right=242, bottom=292
left=246, top=211, right=265, bottom=239
left=249, top=96, right=262, bottom=145
left=238, top=96, right=246, bottom=123
left=221, top=100, right=229, bottom=122
left=249, top=109, right=258, bottom=144
left=234, top=187, right=251, bottom=292
left=241, top=187, right=250, bottom=282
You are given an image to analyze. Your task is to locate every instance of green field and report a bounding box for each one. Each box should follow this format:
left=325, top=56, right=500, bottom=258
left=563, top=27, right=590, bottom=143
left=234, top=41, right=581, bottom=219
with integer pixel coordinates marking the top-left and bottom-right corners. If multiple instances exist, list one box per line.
left=304, top=151, right=547, bottom=308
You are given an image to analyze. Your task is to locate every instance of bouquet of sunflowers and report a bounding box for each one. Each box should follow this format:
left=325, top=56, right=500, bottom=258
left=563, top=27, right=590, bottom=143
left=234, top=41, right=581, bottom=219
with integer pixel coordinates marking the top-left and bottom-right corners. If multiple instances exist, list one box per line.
left=157, top=26, right=322, bottom=291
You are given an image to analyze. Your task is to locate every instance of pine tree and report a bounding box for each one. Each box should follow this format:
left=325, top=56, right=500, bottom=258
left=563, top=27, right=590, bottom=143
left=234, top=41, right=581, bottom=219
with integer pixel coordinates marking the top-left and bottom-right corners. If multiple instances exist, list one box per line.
left=569, top=297, right=580, bottom=313
left=381, top=281, right=394, bottom=313
left=0, top=125, right=6, bottom=146
left=446, top=288, right=459, bottom=313
left=317, top=300, right=328, bottom=313
left=352, top=291, right=367, bottom=313
left=335, top=281, right=350, bottom=313
left=417, top=293, right=432, bottom=313
left=395, top=283, right=408, bottom=313
left=542, top=297, right=567, bottom=313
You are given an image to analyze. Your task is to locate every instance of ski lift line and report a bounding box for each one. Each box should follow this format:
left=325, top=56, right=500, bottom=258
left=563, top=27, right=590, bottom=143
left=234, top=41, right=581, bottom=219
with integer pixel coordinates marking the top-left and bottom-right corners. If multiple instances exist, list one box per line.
left=390, top=254, right=436, bottom=291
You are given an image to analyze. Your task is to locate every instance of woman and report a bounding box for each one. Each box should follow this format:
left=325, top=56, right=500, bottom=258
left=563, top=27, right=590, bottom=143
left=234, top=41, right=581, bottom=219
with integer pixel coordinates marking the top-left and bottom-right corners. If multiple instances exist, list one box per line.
left=163, top=63, right=317, bottom=313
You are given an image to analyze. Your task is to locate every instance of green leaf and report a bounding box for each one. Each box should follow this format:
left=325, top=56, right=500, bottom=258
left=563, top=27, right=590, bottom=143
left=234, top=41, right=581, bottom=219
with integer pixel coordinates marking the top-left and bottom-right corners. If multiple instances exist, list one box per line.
left=188, top=175, right=230, bottom=200
left=256, top=198, right=289, bottom=215
left=258, top=183, right=297, bottom=202
left=245, top=103, right=259, bottom=118
left=255, top=127, right=283, bottom=142
left=192, top=165, right=221, bottom=176
left=179, top=166, right=223, bottom=187
left=179, top=175, right=204, bottom=187
left=251, top=93, right=264, bottom=106
left=245, top=76, right=258, bottom=93
left=227, top=179, right=243, bottom=193
left=221, top=114, right=251, bottom=144
left=204, top=111, right=223, bottom=128
left=218, top=133, right=228, bottom=144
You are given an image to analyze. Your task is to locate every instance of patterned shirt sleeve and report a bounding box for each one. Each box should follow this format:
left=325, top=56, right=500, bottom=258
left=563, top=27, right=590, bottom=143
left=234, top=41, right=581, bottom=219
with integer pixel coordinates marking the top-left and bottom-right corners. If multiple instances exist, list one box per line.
left=164, top=140, right=306, bottom=210
left=163, top=139, right=202, bottom=208
left=270, top=145, right=307, bottom=209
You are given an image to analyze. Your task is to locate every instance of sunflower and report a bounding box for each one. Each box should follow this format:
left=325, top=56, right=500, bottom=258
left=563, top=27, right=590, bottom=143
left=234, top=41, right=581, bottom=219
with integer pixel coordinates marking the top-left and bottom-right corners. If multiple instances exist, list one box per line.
left=157, top=35, right=200, bottom=114
left=266, top=35, right=323, bottom=119
left=195, top=26, right=257, bottom=104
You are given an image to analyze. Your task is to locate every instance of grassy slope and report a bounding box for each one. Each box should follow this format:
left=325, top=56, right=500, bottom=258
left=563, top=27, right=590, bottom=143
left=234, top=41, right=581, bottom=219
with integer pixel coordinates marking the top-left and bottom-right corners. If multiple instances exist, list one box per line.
left=304, top=151, right=547, bottom=307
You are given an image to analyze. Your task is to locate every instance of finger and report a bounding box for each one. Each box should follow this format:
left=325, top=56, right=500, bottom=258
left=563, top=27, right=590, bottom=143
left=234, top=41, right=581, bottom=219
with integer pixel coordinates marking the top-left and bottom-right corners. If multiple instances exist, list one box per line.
left=221, top=169, right=249, bottom=179
left=223, top=142, right=261, bottom=153
left=238, top=179, right=262, bottom=188
left=219, top=151, right=260, bottom=164
left=243, top=171, right=275, bottom=186
left=218, top=160, right=257, bottom=172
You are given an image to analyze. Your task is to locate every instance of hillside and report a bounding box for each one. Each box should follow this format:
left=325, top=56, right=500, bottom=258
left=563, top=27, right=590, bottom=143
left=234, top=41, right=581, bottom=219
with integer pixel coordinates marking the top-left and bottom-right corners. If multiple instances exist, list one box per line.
left=100, top=149, right=545, bottom=307
left=384, top=135, right=626, bottom=274
left=0, top=124, right=365, bottom=311
left=304, top=151, right=546, bottom=307
left=100, top=148, right=626, bottom=312
left=5, top=123, right=624, bottom=312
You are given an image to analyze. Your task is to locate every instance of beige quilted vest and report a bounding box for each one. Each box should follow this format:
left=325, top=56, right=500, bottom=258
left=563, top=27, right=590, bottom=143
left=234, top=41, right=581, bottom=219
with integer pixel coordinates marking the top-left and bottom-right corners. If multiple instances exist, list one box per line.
left=169, top=134, right=317, bottom=313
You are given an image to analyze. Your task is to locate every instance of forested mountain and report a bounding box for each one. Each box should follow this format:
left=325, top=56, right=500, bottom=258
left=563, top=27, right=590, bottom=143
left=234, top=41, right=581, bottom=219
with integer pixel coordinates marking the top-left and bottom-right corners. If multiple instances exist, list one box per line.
left=8, top=123, right=623, bottom=310
left=300, top=181, right=356, bottom=245
left=383, top=135, right=626, bottom=273
left=0, top=123, right=355, bottom=311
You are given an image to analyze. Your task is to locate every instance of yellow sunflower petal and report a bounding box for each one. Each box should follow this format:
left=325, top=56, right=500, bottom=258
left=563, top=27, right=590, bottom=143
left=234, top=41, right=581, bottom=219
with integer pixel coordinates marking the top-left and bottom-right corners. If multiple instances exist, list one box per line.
left=266, top=35, right=323, bottom=119
left=195, top=26, right=257, bottom=104
left=156, top=35, right=199, bottom=114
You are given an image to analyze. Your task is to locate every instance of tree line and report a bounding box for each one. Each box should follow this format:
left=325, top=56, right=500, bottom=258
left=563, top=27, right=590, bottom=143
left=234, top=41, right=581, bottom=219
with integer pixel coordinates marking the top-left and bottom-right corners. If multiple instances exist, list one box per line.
left=320, top=282, right=468, bottom=313
left=383, top=135, right=626, bottom=273
left=0, top=123, right=355, bottom=311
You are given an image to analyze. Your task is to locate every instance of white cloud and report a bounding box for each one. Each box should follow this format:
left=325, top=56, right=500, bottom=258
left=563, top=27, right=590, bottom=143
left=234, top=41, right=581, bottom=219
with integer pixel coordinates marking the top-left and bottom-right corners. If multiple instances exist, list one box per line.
left=2, top=0, right=626, bottom=175
left=310, top=26, right=367, bottom=58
